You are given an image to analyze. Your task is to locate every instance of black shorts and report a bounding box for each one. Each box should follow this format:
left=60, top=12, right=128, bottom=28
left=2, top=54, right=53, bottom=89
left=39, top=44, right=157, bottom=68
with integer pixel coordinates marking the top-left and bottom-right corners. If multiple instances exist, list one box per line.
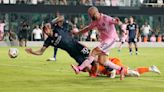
left=18, top=33, right=28, bottom=40
left=73, top=55, right=87, bottom=65
left=128, top=38, right=136, bottom=43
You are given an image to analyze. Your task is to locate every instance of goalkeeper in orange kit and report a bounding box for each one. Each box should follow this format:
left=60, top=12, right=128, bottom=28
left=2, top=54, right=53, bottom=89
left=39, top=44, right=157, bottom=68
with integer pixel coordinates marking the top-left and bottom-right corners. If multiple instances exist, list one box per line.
left=89, top=57, right=161, bottom=78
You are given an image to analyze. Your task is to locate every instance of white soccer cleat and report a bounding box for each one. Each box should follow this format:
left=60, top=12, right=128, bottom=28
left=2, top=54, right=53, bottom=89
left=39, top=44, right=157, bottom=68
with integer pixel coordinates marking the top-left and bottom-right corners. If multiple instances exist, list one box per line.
left=110, top=69, right=116, bottom=78
left=127, top=70, right=140, bottom=77
left=149, top=65, right=161, bottom=74
left=46, top=58, right=56, bottom=61
left=130, top=52, right=133, bottom=55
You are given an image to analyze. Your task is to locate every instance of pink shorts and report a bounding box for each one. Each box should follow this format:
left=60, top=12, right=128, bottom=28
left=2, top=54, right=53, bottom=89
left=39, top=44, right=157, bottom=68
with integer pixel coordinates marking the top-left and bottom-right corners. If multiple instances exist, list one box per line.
left=97, top=38, right=116, bottom=55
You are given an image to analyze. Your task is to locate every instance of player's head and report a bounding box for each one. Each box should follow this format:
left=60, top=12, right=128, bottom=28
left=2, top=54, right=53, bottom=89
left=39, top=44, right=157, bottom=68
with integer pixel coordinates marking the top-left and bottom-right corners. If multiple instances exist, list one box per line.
left=88, top=6, right=100, bottom=21
left=129, top=16, right=134, bottom=23
left=43, top=24, right=53, bottom=37
left=124, top=18, right=128, bottom=23
left=54, top=15, right=65, bottom=27
left=144, top=21, right=148, bottom=25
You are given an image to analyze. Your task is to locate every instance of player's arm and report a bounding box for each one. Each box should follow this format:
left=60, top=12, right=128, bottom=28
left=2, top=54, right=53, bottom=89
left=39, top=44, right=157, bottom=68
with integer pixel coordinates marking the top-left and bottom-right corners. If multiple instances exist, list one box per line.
left=76, top=26, right=90, bottom=35
left=25, top=46, right=47, bottom=55
left=109, top=17, right=122, bottom=25
left=51, top=16, right=64, bottom=24
left=135, top=25, right=139, bottom=38
left=74, top=23, right=95, bottom=35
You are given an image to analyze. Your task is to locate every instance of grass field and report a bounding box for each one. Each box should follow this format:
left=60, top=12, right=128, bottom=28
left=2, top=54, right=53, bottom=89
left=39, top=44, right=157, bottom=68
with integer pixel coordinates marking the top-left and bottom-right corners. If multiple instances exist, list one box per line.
left=0, top=47, right=164, bottom=92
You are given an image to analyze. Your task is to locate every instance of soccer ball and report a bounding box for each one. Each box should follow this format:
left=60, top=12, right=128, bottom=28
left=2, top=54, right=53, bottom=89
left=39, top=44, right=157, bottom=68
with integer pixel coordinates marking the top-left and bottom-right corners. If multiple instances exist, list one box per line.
left=8, top=48, right=19, bottom=58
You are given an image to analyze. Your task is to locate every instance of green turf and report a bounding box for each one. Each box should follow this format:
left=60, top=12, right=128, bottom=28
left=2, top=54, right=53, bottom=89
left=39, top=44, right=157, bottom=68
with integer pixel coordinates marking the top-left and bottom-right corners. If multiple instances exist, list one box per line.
left=0, top=47, right=164, bottom=92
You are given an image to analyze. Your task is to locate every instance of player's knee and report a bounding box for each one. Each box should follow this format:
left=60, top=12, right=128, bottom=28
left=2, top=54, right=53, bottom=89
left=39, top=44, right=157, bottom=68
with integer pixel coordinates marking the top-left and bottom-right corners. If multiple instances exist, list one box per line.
left=91, top=48, right=101, bottom=56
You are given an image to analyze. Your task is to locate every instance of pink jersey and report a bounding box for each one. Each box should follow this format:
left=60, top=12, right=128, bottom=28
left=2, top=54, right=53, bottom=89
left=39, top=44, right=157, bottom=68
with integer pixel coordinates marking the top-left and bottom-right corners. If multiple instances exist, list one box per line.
left=121, top=23, right=128, bottom=38
left=0, top=23, right=5, bottom=39
left=0, top=23, right=5, bottom=33
left=88, top=14, right=118, bottom=41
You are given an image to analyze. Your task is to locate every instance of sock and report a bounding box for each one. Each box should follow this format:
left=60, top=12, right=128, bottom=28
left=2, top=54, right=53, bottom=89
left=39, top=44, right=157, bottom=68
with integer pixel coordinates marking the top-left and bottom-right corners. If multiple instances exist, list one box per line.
left=53, top=48, right=58, bottom=59
left=103, top=60, right=121, bottom=70
left=135, top=48, right=138, bottom=52
left=78, top=56, right=94, bottom=71
left=129, top=48, right=132, bottom=52
left=136, top=67, right=149, bottom=74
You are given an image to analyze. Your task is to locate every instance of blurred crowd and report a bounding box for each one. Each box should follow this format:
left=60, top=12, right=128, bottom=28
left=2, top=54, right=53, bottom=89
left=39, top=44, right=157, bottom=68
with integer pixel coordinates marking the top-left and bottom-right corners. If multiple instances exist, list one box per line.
left=0, top=15, right=164, bottom=47
left=0, top=0, right=164, bottom=46
left=0, top=0, right=163, bottom=7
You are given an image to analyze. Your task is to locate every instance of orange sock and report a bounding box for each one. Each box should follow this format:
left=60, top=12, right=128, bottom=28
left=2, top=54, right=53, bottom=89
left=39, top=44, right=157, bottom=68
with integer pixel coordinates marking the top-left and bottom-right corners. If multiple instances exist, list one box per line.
left=136, top=67, right=149, bottom=74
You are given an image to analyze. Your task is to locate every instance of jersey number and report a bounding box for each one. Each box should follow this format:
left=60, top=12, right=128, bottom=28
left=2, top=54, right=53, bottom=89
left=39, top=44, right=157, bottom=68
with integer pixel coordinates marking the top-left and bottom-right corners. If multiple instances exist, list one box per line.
left=81, top=47, right=90, bottom=55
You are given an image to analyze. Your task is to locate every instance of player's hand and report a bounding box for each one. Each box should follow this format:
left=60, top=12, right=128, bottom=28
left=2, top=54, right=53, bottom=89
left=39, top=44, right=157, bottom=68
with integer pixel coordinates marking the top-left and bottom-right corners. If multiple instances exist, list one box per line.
left=25, top=48, right=33, bottom=54
left=115, top=17, right=122, bottom=25
left=115, top=17, right=120, bottom=22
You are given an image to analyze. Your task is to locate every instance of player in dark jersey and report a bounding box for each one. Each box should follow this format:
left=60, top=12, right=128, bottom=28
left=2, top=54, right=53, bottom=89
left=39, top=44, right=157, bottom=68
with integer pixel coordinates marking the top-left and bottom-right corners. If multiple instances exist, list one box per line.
left=25, top=16, right=90, bottom=66
left=126, top=16, right=139, bottom=55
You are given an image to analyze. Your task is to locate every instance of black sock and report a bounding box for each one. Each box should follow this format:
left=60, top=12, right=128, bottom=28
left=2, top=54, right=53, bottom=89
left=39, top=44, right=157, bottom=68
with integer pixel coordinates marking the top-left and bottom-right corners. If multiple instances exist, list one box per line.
left=129, top=48, right=132, bottom=53
left=135, top=48, right=138, bottom=52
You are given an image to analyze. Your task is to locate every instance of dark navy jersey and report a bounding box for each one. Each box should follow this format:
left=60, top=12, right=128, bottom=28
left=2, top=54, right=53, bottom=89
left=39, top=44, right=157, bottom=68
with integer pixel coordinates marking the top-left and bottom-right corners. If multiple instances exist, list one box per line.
left=43, top=24, right=90, bottom=64
left=127, top=23, right=138, bottom=38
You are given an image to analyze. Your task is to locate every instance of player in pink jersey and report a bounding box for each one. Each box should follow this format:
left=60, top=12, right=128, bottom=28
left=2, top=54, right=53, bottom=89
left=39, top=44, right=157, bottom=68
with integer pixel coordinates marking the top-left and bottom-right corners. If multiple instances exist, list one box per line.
left=118, top=18, right=129, bottom=52
left=0, top=20, right=5, bottom=41
left=71, top=6, right=125, bottom=80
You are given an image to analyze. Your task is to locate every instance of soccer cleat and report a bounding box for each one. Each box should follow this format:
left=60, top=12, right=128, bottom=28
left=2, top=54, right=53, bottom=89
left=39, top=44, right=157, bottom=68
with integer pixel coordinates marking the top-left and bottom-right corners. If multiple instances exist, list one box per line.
left=120, top=67, right=125, bottom=80
left=110, top=69, right=116, bottom=78
left=150, top=65, right=161, bottom=74
left=71, top=64, right=80, bottom=74
left=130, top=52, right=133, bottom=55
left=136, top=52, right=138, bottom=55
left=127, top=70, right=140, bottom=77
left=46, top=58, right=56, bottom=61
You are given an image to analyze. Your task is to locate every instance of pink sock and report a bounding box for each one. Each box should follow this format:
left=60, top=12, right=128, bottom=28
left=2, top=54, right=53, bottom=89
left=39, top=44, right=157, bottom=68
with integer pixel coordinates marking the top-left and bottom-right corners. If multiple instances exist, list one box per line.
left=78, top=56, right=94, bottom=70
left=103, top=60, right=121, bottom=70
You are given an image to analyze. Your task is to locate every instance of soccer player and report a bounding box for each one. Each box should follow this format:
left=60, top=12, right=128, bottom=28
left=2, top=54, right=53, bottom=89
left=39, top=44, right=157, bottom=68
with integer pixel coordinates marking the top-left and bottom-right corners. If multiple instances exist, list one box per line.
left=71, top=6, right=125, bottom=80
left=118, top=18, right=129, bottom=52
left=25, top=16, right=91, bottom=68
left=127, top=16, right=139, bottom=55
left=90, top=57, right=161, bottom=78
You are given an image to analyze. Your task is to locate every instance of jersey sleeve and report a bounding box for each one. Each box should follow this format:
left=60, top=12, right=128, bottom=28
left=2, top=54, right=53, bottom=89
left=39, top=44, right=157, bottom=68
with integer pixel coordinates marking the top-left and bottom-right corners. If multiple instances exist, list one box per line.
left=107, top=16, right=117, bottom=24
left=43, top=37, right=51, bottom=48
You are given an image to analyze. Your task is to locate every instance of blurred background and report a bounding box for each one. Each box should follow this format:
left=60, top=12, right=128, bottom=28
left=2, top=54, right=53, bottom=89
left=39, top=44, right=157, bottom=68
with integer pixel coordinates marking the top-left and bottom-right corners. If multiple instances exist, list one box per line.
left=0, top=0, right=164, bottom=46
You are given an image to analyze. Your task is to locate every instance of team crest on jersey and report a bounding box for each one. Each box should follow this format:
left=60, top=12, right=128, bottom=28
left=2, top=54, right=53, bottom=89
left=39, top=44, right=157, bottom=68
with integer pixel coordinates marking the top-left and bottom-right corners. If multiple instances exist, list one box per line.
left=102, top=23, right=105, bottom=26
left=54, top=33, right=58, bottom=37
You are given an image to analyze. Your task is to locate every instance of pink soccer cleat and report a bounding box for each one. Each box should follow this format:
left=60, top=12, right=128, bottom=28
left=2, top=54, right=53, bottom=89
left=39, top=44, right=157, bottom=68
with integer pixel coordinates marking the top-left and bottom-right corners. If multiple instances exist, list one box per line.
left=71, top=64, right=80, bottom=74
